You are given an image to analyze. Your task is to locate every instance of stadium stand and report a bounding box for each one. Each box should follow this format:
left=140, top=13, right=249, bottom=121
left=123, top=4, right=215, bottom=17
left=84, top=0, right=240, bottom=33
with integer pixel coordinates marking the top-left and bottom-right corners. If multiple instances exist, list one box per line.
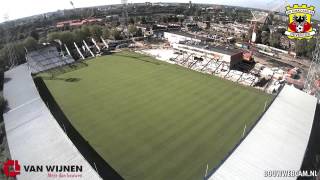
left=26, top=46, right=75, bottom=73
left=299, top=103, right=320, bottom=175
left=207, top=85, right=318, bottom=180
left=3, top=64, right=101, bottom=180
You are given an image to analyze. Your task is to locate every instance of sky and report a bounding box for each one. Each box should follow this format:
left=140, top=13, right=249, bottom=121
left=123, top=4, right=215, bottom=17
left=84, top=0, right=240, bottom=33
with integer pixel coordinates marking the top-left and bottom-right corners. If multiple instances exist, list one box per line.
left=1, top=0, right=320, bottom=22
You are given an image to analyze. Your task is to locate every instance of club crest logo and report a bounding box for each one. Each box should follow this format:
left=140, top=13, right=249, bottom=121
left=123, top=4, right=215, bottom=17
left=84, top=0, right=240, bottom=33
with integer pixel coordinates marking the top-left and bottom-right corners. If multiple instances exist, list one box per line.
left=3, top=160, right=21, bottom=177
left=285, top=4, right=316, bottom=39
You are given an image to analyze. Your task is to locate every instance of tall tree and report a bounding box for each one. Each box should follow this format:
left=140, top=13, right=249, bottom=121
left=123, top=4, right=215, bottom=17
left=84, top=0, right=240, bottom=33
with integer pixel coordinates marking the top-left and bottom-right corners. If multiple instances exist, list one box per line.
left=0, top=42, right=26, bottom=67
left=60, top=31, right=76, bottom=47
left=128, top=25, right=138, bottom=37
left=30, top=30, right=39, bottom=40
left=295, top=39, right=307, bottom=57
left=81, top=26, right=91, bottom=38
left=306, top=38, right=316, bottom=58
left=129, top=17, right=135, bottom=25
left=102, top=28, right=110, bottom=39
left=73, top=29, right=87, bottom=44
left=110, top=28, right=122, bottom=40
left=47, top=32, right=62, bottom=42
left=141, top=16, right=147, bottom=24
left=269, top=32, right=281, bottom=48
left=23, top=36, right=38, bottom=51
left=89, top=25, right=103, bottom=41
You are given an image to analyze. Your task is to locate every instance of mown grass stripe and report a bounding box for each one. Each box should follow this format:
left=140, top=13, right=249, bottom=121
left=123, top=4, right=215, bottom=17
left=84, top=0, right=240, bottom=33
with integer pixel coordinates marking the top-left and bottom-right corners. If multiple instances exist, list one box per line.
left=41, top=51, right=272, bottom=180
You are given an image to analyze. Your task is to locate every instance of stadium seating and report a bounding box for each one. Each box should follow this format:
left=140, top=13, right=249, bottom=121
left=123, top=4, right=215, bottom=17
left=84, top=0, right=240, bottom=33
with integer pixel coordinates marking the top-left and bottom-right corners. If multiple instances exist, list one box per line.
left=26, top=46, right=75, bottom=73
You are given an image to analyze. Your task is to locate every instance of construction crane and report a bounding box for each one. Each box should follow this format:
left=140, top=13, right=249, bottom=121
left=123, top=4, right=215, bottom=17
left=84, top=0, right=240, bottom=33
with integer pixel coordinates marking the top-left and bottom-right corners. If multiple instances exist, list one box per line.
left=249, top=0, right=289, bottom=43
left=71, top=0, right=92, bottom=18
left=249, top=11, right=259, bottom=43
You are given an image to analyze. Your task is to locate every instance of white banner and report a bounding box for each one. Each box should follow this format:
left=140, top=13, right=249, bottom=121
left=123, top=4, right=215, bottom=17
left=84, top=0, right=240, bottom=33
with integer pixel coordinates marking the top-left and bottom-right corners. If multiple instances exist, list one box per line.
left=285, top=9, right=315, bottom=15
left=285, top=31, right=316, bottom=38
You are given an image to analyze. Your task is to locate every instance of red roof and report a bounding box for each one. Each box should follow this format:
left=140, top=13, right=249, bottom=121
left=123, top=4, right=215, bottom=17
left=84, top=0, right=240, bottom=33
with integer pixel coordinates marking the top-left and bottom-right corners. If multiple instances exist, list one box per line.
left=243, top=51, right=253, bottom=61
left=70, top=22, right=84, bottom=26
left=315, top=80, right=320, bottom=87
left=56, top=18, right=103, bottom=28
left=288, top=68, right=297, bottom=75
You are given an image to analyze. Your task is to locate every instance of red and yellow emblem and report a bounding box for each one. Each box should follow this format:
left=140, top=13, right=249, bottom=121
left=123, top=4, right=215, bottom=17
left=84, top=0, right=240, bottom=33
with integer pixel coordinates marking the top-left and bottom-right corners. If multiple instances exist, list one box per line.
left=285, top=4, right=316, bottom=40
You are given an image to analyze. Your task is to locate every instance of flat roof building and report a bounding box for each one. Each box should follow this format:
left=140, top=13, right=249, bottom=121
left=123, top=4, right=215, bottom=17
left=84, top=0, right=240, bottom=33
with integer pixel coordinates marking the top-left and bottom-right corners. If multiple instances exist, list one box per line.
left=172, top=41, right=243, bottom=68
left=164, top=31, right=209, bottom=44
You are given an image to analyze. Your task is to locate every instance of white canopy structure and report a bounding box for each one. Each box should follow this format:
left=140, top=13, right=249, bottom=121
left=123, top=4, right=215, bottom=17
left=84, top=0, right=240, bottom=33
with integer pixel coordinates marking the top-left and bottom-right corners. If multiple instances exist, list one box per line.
left=3, top=64, right=101, bottom=180
left=208, top=85, right=317, bottom=180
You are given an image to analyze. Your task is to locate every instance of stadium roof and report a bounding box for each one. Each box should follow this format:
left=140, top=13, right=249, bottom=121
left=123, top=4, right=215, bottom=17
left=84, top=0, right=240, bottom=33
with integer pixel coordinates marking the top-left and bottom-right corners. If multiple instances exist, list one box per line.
left=207, top=85, right=317, bottom=180
left=3, top=64, right=102, bottom=180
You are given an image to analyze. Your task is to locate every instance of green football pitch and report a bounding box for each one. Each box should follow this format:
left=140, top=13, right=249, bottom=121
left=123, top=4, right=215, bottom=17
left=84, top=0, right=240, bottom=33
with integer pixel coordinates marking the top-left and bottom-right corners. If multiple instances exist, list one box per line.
left=41, top=51, right=272, bottom=180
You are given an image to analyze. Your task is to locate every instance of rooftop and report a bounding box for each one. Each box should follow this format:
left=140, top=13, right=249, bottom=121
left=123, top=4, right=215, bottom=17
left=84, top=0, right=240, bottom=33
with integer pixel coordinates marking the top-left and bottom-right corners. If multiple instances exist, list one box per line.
left=166, top=31, right=209, bottom=41
left=179, top=41, right=242, bottom=56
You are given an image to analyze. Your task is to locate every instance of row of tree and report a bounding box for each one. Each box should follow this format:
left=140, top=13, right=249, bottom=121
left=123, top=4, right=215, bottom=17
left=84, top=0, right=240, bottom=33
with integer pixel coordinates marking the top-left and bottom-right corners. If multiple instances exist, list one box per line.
left=258, top=27, right=316, bottom=58
left=295, top=38, right=317, bottom=58
left=0, top=24, right=144, bottom=68
left=260, top=31, right=282, bottom=48
left=0, top=36, right=38, bottom=67
left=46, top=24, right=142, bottom=46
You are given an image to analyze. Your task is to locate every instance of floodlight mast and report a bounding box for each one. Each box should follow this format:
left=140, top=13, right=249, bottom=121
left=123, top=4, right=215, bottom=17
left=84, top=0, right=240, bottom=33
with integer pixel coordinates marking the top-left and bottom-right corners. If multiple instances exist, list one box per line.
left=249, top=11, right=257, bottom=43
left=122, top=0, right=128, bottom=25
left=304, top=31, right=320, bottom=99
left=70, top=1, right=75, bottom=9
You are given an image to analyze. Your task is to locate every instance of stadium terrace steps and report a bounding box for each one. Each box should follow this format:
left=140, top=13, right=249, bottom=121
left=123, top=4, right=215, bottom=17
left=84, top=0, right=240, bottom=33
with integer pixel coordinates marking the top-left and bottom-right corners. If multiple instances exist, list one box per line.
left=26, top=46, right=75, bottom=73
